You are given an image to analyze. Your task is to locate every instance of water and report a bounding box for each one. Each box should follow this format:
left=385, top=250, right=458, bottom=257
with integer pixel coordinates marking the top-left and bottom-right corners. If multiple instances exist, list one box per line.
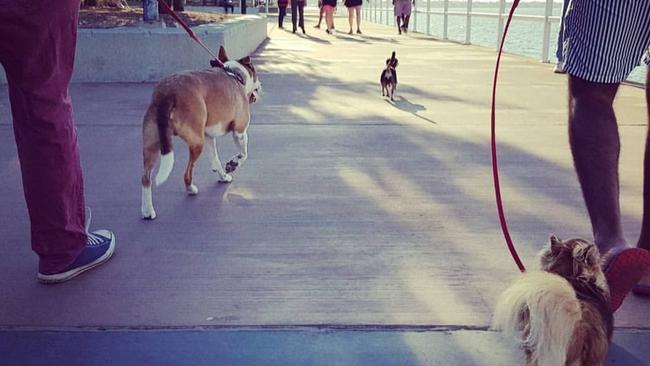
left=364, top=1, right=647, bottom=84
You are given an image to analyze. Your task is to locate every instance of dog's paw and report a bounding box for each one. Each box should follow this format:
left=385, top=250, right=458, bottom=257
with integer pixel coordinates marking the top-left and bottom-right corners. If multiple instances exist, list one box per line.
left=218, top=173, right=233, bottom=183
left=141, top=208, right=157, bottom=220
left=225, top=160, right=239, bottom=173
left=186, top=184, right=199, bottom=195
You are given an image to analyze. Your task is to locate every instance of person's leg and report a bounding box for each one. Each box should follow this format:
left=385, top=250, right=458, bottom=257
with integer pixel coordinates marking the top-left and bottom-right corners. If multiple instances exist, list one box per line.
left=553, top=0, right=570, bottom=73
left=568, top=73, right=650, bottom=310
left=325, top=6, right=335, bottom=32
left=1, top=2, right=114, bottom=283
left=347, top=6, right=353, bottom=33
left=561, top=0, right=650, bottom=310
left=316, top=4, right=324, bottom=27
left=325, top=9, right=334, bottom=31
left=355, top=6, right=361, bottom=33
left=290, top=0, right=298, bottom=32
left=298, top=3, right=305, bottom=32
left=640, top=68, right=650, bottom=253
left=0, top=2, right=87, bottom=274
left=278, top=5, right=285, bottom=27
left=324, top=6, right=332, bottom=32
left=635, top=69, right=650, bottom=292
left=568, top=76, right=625, bottom=254
left=395, top=12, right=402, bottom=34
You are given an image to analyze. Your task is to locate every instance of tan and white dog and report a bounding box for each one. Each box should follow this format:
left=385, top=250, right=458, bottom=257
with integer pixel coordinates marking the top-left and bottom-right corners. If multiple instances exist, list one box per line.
left=140, top=46, right=261, bottom=220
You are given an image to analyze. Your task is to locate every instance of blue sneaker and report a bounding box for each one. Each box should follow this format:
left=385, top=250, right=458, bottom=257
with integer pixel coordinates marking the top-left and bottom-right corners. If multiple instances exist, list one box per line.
left=38, top=230, right=116, bottom=284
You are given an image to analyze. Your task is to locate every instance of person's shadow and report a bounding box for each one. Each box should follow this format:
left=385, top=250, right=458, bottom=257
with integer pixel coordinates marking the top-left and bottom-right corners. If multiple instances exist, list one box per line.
left=387, top=95, right=437, bottom=125
left=605, top=343, right=649, bottom=365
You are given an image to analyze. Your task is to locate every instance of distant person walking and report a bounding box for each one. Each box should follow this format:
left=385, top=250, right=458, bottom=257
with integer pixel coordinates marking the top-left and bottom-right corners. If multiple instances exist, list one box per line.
left=314, top=0, right=325, bottom=29
left=322, top=0, right=337, bottom=34
left=291, top=0, right=306, bottom=34
left=277, top=0, right=288, bottom=28
left=344, top=0, right=362, bottom=34
left=553, top=0, right=570, bottom=73
left=393, top=0, right=413, bottom=35
left=223, top=0, right=235, bottom=13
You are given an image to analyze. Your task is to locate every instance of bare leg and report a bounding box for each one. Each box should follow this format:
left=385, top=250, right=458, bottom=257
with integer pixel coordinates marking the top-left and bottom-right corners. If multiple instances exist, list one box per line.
left=568, top=75, right=626, bottom=255
left=315, top=6, right=324, bottom=27
left=396, top=16, right=402, bottom=34
left=326, top=8, right=334, bottom=32
left=638, top=68, right=650, bottom=251
left=567, top=75, right=650, bottom=311
left=347, top=7, right=353, bottom=33
left=355, top=6, right=361, bottom=32
left=637, top=69, right=650, bottom=287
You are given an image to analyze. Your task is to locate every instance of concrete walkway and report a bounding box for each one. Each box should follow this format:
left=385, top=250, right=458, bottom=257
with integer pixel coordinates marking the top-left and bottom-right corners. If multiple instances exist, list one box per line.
left=0, top=12, right=649, bottom=365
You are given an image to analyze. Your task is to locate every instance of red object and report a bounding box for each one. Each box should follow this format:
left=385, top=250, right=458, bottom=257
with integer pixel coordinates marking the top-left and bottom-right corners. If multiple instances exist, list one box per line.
left=156, top=0, right=223, bottom=67
left=0, top=1, right=87, bottom=273
left=491, top=0, right=526, bottom=273
left=604, top=248, right=650, bottom=311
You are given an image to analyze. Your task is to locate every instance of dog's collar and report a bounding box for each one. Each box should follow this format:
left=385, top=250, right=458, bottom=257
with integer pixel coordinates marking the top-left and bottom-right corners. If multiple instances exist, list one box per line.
left=224, top=68, right=245, bottom=86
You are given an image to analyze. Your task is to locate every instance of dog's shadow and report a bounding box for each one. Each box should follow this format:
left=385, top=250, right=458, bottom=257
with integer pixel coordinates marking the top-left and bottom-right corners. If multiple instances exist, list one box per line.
left=387, top=95, right=437, bottom=125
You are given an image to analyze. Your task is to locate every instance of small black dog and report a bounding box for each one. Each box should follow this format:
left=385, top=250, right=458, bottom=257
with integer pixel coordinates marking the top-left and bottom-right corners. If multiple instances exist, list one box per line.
left=380, top=51, right=398, bottom=101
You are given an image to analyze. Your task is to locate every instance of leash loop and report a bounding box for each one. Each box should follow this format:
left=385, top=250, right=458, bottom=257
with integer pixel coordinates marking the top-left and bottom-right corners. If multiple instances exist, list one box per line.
left=491, top=0, right=526, bottom=273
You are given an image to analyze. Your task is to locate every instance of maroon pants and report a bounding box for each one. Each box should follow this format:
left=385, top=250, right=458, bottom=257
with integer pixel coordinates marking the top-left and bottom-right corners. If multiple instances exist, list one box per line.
left=0, top=1, right=86, bottom=273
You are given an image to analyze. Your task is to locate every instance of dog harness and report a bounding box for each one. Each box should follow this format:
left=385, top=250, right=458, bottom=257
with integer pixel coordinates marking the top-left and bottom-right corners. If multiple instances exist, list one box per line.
left=224, top=67, right=245, bottom=85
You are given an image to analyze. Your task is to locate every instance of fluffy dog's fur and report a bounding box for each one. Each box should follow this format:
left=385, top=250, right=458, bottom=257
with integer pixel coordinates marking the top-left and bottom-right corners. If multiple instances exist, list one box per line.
left=380, top=51, right=398, bottom=101
left=492, top=236, right=612, bottom=366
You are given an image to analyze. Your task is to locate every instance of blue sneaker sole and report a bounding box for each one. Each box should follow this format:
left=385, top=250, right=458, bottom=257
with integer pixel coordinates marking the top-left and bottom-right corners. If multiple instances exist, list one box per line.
left=37, top=235, right=116, bottom=284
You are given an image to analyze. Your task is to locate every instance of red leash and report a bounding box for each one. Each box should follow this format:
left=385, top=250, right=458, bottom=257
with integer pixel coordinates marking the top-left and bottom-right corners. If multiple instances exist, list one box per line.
left=156, top=0, right=223, bottom=67
left=491, top=0, right=526, bottom=273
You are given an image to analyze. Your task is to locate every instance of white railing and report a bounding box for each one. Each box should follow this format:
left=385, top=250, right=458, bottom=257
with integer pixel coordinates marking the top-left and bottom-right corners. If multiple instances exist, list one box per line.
left=362, top=0, right=561, bottom=63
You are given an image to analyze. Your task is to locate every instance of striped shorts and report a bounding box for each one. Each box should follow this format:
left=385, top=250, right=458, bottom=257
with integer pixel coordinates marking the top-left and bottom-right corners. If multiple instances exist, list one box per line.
left=562, top=0, right=650, bottom=83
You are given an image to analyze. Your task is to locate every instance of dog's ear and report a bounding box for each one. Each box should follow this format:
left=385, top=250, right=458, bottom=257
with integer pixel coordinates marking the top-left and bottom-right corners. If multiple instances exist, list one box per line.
left=584, top=243, right=599, bottom=267
left=218, top=46, right=229, bottom=63
left=239, top=56, right=252, bottom=65
left=550, top=235, right=562, bottom=254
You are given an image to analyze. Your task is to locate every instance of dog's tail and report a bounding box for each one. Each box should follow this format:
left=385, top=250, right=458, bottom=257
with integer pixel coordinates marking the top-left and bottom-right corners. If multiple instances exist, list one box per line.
left=154, top=96, right=175, bottom=186
left=492, top=271, right=582, bottom=366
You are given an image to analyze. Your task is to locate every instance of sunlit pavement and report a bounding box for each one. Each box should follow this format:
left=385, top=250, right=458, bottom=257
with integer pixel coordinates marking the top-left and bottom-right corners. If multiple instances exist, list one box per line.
left=0, top=11, right=648, bottom=366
